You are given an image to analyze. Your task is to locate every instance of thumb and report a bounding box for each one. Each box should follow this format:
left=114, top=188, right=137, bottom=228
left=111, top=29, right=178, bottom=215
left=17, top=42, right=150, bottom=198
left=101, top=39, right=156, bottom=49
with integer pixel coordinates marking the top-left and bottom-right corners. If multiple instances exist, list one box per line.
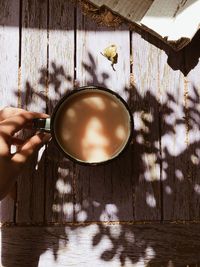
left=12, top=133, right=51, bottom=166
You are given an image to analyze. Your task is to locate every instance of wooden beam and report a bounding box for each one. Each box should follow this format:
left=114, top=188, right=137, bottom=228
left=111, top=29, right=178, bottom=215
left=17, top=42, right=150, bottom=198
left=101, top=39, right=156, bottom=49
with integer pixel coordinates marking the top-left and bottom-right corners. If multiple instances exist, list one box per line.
left=1, top=223, right=200, bottom=266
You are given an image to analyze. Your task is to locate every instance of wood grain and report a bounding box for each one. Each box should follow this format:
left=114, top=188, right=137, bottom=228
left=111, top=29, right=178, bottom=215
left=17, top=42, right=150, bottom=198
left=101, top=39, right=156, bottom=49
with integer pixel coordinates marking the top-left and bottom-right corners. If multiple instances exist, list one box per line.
left=16, top=0, right=48, bottom=223
left=45, top=0, right=75, bottom=223
left=76, top=9, right=130, bottom=97
left=131, top=32, right=161, bottom=220
left=178, top=36, right=200, bottom=220
left=1, top=223, right=200, bottom=266
left=0, top=0, right=20, bottom=223
left=88, top=0, right=154, bottom=22
left=75, top=8, right=133, bottom=222
left=159, top=46, right=187, bottom=220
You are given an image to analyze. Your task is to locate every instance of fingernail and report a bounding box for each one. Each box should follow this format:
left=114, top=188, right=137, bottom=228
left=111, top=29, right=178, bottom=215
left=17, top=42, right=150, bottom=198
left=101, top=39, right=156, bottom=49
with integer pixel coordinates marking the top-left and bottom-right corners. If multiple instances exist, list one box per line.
left=41, top=113, right=50, bottom=118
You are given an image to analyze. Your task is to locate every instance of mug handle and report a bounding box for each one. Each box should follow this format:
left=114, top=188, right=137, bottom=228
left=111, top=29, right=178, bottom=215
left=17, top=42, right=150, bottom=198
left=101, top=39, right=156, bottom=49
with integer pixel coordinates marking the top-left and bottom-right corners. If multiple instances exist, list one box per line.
left=32, top=118, right=51, bottom=133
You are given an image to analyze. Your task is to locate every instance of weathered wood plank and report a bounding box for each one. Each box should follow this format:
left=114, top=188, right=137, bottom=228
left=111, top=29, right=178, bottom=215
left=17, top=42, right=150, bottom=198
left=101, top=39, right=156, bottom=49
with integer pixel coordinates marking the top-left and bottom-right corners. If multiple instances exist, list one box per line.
left=153, top=38, right=200, bottom=220
left=175, top=34, right=200, bottom=220
left=142, top=0, right=200, bottom=42
left=0, top=0, right=20, bottom=223
left=16, top=0, right=48, bottom=223
left=1, top=223, right=200, bottom=266
left=86, top=0, right=199, bottom=50
left=76, top=8, right=130, bottom=96
left=159, top=47, right=186, bottom=220
left=89, top=0, right=153, bottom=22
left=45, top=0, right=75, bottom=223
left=75, top=8, right=133, bottom=222
left=131, top=32, right=161, bottom=220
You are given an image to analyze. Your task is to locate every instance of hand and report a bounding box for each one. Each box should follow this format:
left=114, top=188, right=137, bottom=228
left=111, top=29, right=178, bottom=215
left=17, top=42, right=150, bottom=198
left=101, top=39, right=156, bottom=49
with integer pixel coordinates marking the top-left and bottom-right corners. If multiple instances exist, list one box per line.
left=0, top=107, right=51, bottom=200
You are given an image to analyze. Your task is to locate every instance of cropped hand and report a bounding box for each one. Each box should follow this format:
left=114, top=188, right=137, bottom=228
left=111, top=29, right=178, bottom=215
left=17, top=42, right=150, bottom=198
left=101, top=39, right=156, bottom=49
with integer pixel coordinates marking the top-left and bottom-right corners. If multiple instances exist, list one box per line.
left=0, top=107, right=50, bottom=200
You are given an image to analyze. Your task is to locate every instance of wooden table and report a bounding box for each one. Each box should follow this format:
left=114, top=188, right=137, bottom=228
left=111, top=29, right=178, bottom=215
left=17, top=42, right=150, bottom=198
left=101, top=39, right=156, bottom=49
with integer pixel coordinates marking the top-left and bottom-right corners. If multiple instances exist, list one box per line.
left=1, top=1, right=200, bottom=266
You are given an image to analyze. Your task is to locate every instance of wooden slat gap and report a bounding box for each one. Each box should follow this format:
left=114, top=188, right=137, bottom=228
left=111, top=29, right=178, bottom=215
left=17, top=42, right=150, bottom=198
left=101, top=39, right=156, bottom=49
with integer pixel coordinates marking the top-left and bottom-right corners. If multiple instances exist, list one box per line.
left=129, top=30, right=135, bottom=220
left=3, top=219, right=200, bottom=228
left=43, top=0, right=50, bottom=224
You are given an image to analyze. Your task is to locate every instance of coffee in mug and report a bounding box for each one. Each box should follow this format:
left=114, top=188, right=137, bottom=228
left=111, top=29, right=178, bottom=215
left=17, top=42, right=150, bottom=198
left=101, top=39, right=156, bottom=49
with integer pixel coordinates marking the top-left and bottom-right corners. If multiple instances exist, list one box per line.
left=33, top=86, right=133, bottom=165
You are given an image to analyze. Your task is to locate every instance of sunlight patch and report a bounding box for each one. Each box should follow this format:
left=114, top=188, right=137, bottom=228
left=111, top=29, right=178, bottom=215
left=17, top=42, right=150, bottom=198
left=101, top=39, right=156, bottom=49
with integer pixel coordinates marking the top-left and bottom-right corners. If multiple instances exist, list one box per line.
left=65, top=108, right=76, bottom=119
left=58, top=167, right=69, bottom=176
left=145, top=246, right=156, bottom=260
left=165, top=186, right=172, bottom=195
left=35, top=145, right=45, bottom=170
left=115, top=125, right=126, bottom=140
left=134, top=245, right=155, bottom=266
left=162, top=124, right=187, bottom=156
left=196, top=148, right=200, bottom=157
left=175, top=169, right=184, bottom=181
left=146, top=193, right=156, bottom=208
left=75, top=203, right=81, bottom=212
left=56, top=179, right=72, bottom=194
left=133, top=112, right=150, bottom=133
left=136, top=134, right=144, bottom=144
left=191, top=154, right=199, bottom=165
left=161, top=162, right=168, bottom=181
left=100, top=204, right=118, bottom=221
left=143, top=153, right=160, bottom=181
left=194, top=184, right=200, bottom=195
left=63, top=202, right=73, bottom=217
left=82, top=95, right=106, bottom=110
left=142, top=113, right=153, bottom=123
left=52, top=204, right=61, bottom=213
left=109, top=225, right=122, bottom=239
left=77, top=210, right=87, bottom=222
left=93, top=201, right=101, bottom=207
left=161, top=170, right=167, bottom=181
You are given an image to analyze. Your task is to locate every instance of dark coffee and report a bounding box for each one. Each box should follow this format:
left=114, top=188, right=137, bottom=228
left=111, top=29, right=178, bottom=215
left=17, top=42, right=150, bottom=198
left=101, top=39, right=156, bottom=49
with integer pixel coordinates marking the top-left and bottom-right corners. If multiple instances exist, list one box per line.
left=54, top=89, right=131, bottom=163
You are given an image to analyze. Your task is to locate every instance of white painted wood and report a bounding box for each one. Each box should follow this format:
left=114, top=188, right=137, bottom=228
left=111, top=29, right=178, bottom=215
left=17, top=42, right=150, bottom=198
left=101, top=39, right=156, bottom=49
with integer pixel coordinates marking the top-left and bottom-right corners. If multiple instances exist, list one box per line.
left=46, top=0, right=75, bottom=223
left=185, top=68, right=200, bottom=220
left=76, top=8, right=130, bottom=99
left=16, top=0, right=48, bottom=223
left=141, top=0, right=180, bottom=38
left=131, top=31, right=161, bottom=220
left=160, top=42, right=200, bottom=220
left=168, top=0, right=200, bottom=41
left=141, top=0, right=200, bottom=42
left=0, top=0, right=20, bottom=223
left=0, top=0, right=20, bottom=108
left=75, top=8, right=133, bottom=222
left=158, top=43, right=186, bottom=220
left=88, top=0, right=200, bottom=49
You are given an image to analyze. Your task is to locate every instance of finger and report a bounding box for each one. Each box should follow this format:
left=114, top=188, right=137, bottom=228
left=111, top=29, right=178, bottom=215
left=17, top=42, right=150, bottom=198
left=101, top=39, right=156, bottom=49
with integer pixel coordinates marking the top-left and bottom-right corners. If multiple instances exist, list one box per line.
left=12, top=133, right=51, bottom=166
left=0, top=107, right=27, bottom=121
left=0, top=111, right=49, bottom=135
left=0, top=135, right=10, bottom=157
left=0, top=107, right=49, bottom=122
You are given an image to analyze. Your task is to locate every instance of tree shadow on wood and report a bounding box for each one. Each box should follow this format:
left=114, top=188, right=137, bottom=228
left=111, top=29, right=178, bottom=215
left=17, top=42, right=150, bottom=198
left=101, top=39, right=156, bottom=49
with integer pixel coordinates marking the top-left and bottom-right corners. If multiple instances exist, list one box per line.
left=1, top=226, right=68, bottom=267
left=2, top=53, right=200, bottom=266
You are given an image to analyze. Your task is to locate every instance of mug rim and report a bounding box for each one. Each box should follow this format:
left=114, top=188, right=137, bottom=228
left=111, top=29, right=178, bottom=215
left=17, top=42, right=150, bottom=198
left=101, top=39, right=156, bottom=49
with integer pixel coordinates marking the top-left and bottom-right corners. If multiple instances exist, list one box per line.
left=50, top=85, right=133, bottom=166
